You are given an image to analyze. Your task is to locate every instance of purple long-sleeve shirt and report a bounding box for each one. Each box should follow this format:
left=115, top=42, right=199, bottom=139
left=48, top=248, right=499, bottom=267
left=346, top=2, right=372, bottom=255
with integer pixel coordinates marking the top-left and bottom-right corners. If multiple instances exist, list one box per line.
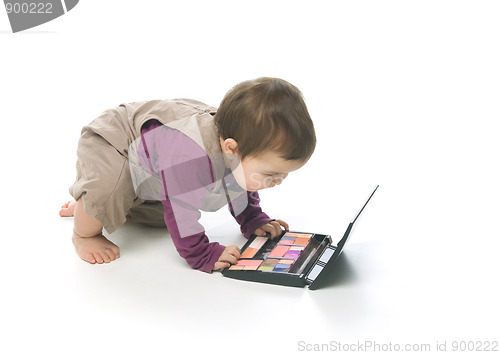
left=137, top=120, right=272, bottom=273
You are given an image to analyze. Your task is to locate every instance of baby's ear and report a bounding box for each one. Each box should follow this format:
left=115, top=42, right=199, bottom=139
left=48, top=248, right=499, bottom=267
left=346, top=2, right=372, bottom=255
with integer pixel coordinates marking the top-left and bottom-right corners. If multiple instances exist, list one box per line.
left=221, top=138, right=239, bottom=155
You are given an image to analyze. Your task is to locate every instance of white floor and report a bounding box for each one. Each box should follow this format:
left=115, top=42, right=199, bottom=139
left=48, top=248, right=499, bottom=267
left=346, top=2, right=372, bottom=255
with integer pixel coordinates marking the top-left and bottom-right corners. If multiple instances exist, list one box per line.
left=1, top=2, right=499, bottom=354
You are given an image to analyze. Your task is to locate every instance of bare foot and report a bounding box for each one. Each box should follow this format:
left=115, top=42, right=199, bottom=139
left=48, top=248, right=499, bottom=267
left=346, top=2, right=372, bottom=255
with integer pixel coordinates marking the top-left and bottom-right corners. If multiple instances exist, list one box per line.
left=60, top=200, right=76, bottom=217
left=72, top=232, right=121, bottom=264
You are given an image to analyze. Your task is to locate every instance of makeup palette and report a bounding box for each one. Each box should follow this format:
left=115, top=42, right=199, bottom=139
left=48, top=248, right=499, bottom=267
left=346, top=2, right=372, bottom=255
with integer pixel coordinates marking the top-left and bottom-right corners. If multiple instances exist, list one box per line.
left=222, top=185, right=379, bottom=289
left=222, top=230, right=333, bottom=287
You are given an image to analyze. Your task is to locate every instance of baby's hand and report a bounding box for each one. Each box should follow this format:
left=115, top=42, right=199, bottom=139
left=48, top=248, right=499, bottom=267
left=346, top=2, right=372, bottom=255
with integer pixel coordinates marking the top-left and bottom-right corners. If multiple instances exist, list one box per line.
left=254, top=219, right=289, bottom=239
left=213, top=245, right=241, bottom=271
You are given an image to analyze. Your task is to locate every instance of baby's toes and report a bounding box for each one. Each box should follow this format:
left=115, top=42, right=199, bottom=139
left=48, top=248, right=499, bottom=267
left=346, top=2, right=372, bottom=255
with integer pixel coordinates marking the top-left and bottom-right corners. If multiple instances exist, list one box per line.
left=83, top=252, right=97, bottom=264
left=59, top=201, right=75, bottom=217
left=59, top=207, right=71, bottom=217
left=104, top=250, right=117, bottom=262
left=100, top=251, right=112, bottom=263
left=92, top=253, right=105, bottom=264
left=109, top=245, right=120, bottom=259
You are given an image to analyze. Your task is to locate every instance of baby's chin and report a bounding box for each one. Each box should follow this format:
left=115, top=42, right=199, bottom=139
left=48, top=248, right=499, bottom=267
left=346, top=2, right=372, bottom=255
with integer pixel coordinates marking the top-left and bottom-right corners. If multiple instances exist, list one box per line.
left=243, top=185, right=260, bottom=192
left=245, top=184, right=272, bottom=192
left=238, top=183, right=262, bottom=192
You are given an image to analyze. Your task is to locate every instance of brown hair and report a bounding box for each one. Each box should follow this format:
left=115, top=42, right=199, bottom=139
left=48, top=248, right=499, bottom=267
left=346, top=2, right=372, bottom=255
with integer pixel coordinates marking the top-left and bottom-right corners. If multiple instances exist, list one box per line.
left=215, top=77, right=316, bottom=162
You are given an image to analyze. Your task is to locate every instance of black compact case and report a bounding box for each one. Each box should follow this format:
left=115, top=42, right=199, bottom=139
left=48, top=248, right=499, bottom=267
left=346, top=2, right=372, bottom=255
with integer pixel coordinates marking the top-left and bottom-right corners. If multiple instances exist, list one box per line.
left=221, top=185, right=379, bottom=290
left=221, top=231, right=337, bottom=289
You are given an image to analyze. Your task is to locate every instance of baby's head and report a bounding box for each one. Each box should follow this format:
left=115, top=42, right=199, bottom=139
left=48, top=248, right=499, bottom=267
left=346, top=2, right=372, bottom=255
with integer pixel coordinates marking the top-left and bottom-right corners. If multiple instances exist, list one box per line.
left=215, top=77, right=316, bottom=191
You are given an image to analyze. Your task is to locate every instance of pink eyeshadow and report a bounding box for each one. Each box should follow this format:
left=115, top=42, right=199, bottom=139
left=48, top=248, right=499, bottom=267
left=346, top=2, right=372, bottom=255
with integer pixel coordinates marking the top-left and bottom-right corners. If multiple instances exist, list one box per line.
left=235, top=259, right=263, bottom=267
left=229, top=265, right=244, bottom=270
left=244, top=265, right=260, bottom=270
left=269, top=245, right=290, bottom=258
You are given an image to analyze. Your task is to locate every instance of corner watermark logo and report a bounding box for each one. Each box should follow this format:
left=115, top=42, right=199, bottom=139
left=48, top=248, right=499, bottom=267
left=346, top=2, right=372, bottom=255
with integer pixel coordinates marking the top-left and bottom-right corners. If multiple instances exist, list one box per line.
left=3, top=0, right=79, bottom=33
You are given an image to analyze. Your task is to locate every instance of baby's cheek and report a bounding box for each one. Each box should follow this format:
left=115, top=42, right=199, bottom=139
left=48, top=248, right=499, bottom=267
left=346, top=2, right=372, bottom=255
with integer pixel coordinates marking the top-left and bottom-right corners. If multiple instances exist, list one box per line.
left=245, top=172, right=262, bottom=188
left=230, top=164, right=247, bottom=188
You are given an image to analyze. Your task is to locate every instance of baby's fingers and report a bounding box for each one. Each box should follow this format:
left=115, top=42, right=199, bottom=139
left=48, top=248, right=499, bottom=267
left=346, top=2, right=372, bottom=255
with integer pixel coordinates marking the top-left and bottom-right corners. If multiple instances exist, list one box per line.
left=258, top=220, right=288, bottom=239
left=214, top=244, right=243, bottom=271
left=274, top=219, right=289, bottom=231
left=218, top=245, right=241, bottom=266
left=224, top=245, right=241, bottom=259
left=254, top=228, right=266, bottom=237
left=213, top=261, right=230, bottom=271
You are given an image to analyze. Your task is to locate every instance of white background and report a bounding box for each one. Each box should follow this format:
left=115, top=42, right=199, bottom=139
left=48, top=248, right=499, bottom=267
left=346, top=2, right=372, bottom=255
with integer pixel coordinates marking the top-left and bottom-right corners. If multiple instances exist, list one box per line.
left=1, top=1, right=499, bottom=354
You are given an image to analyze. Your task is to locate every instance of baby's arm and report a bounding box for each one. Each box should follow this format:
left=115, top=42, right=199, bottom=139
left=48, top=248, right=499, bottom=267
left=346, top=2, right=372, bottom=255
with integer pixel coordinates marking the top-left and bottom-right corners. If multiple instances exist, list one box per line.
left=138, top=121, right=227, bottom=272
left=161, top=195, right=227, bottom=273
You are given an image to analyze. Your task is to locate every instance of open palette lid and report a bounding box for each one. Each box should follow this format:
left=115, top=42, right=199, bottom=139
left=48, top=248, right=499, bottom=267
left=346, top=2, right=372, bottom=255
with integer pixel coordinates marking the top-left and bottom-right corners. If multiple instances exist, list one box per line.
left=221, top=185, right=379, bottom=289
left=306, top=185, right=379, bottom=290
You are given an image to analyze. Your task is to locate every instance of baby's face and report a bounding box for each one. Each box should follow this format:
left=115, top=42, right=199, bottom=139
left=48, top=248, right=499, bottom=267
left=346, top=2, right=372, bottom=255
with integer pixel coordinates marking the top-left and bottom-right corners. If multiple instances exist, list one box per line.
left=232, top=152, right=305, bottom=191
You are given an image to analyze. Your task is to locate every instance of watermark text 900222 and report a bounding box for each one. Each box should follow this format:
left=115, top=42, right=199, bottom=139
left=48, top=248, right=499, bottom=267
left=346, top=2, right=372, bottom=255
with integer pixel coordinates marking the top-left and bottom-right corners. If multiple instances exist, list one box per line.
left=3, top=1, right=79, bottom=33
left=5, top=2, right=53, bottom=14
left=297, top=340, right=499, bottom=352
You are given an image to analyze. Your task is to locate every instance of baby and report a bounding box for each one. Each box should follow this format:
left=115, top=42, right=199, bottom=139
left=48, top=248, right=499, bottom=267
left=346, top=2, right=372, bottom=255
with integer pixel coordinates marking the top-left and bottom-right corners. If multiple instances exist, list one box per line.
left=60, top=77, right=316, bottom=272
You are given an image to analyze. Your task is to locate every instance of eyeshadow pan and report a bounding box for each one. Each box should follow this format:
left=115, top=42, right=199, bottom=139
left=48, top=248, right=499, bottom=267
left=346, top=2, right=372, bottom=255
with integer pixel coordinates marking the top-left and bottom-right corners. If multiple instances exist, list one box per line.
left=231, top=259, right=263, bottom=271
left=269, top=245, right=290, bottom=258
left=250, top=236, right=268, bottom=248
left=240, top=247, right=258, bottom=259
left=228, top=265, right=245, bottom=270
left=284, top=232, right=313, bottom=238
left=294, top=238, right=310, bottom=246
left=235, top=260, right=263, bottom=267
left=273, top=264, right=290, bottom=272
left=244, top=265, right=261, bottom=271
left=284, top=250, right=301, bottom=259
left=240, top=236, right=268, bottom=258
left=258, top=259, right=279, bottom=271
left=258, top=264, right=274, bottom=271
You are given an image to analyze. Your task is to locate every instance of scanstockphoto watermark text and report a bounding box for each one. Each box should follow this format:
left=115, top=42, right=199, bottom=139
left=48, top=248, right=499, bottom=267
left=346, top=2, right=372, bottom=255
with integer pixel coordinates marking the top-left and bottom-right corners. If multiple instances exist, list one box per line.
left=3, top=1, right=79, bottom=33
left=298, top=340, right=499, bottom=352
